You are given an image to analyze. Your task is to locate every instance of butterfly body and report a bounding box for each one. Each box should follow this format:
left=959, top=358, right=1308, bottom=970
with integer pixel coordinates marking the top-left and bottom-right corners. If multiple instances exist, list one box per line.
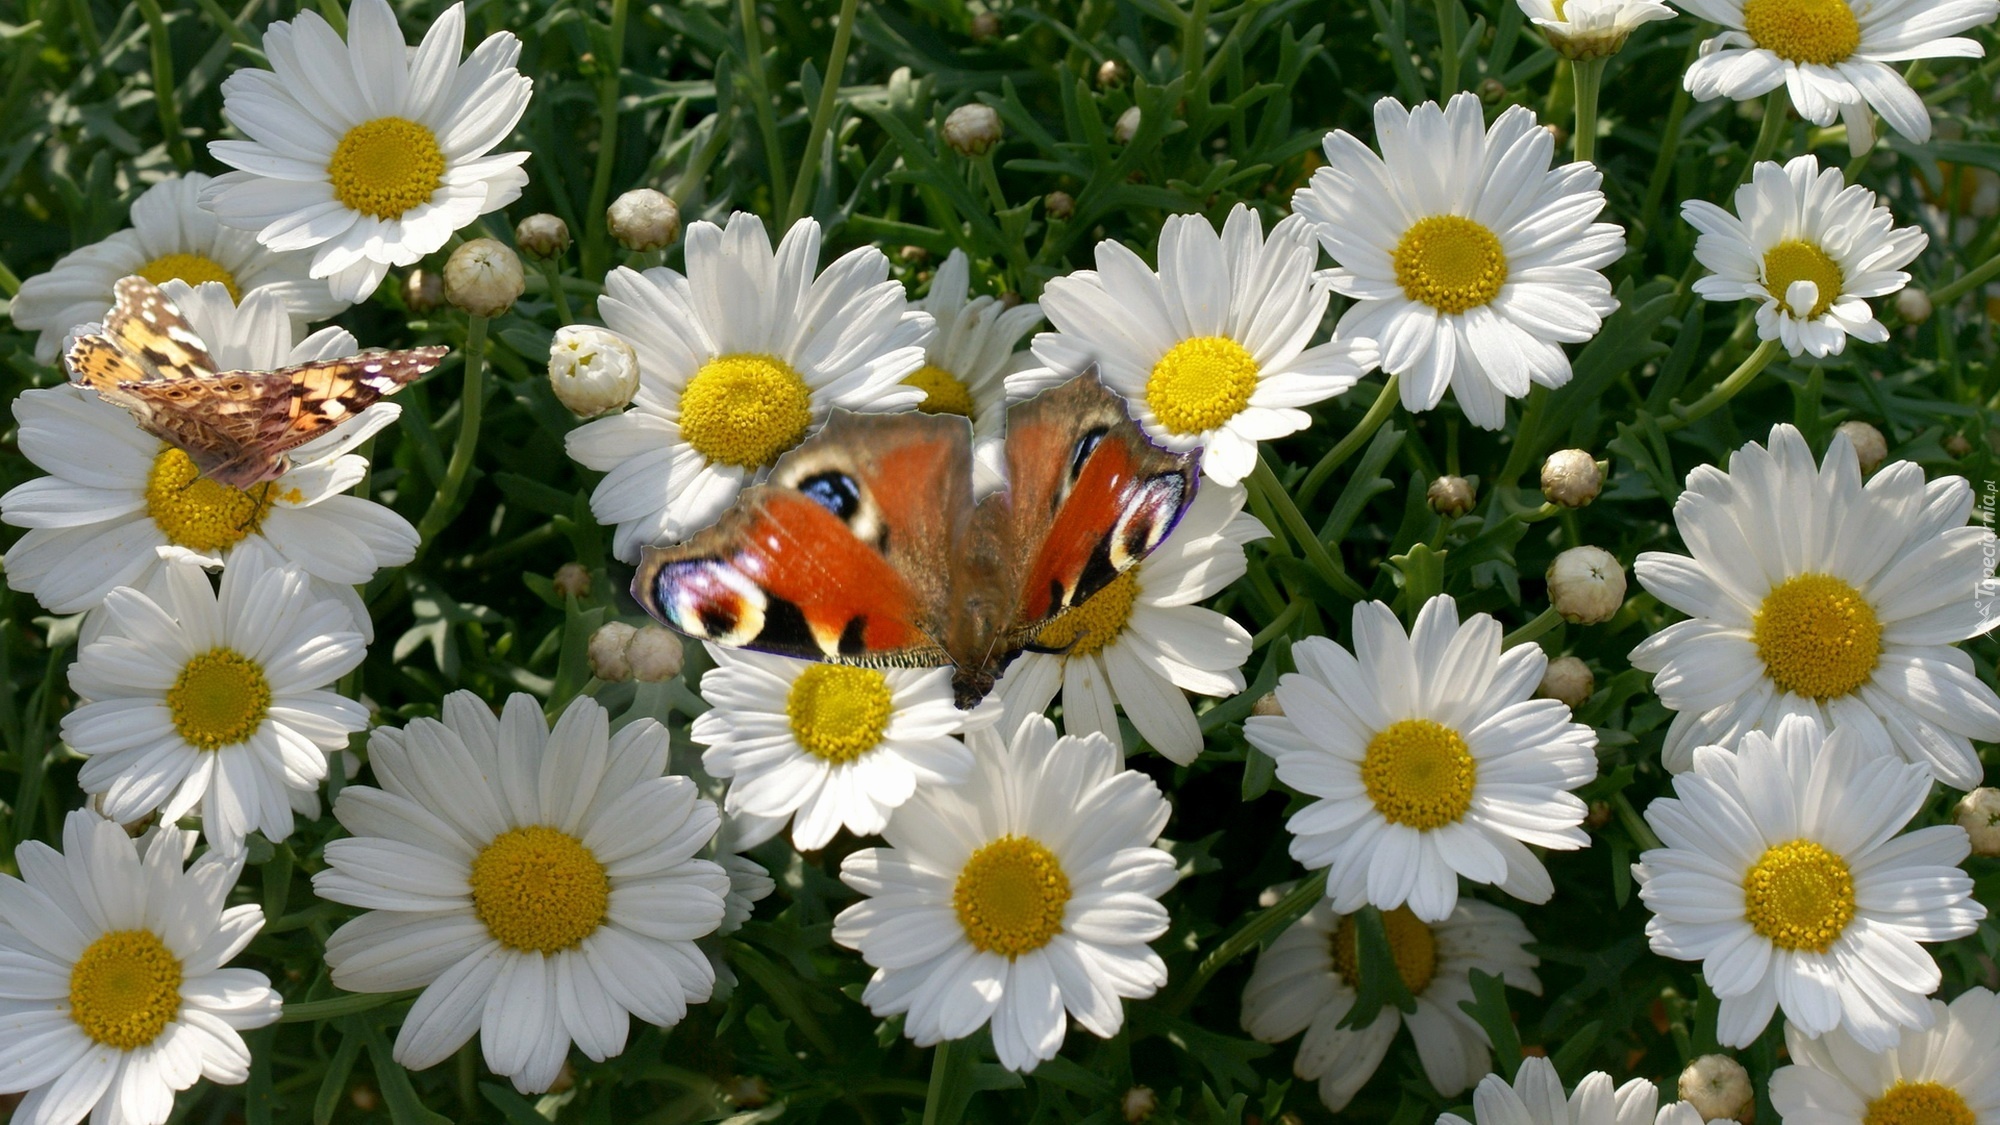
left=634, top=373, right=1198, bottom=707
left=64, top=276, right=447, bottom=489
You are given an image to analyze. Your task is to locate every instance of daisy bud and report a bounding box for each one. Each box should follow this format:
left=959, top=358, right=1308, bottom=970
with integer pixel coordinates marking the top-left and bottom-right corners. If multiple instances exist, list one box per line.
left=514, top=213, right=571, bottom=260
left=403, top=267, right=445, bottom=313
left=547, top=1061, right=576, bottom=1094
left=552, top=563, right=590, bottom=601
left=349, top=1085, right=380, bottom=1112
left=548, top=325, right=641, bottom=417
left=899, top=244, right=930, bottom=265
left=1427, top=474, right=1477, bottom=517
left=1836, top=420, right=1888, bottom=474
left=1097, top=58, right=1128, bottom=87
left=1946, top=433, right=1974, bottom=457
left=1547, top=545, right=1626, bottom=624
left=628, top=624, right=685, bottom=682
left=1252, top=691, right=1283, bottom=717
left=587, top=621, right=637, bottom=682
left=943, top=103, right=1004, bottom=156
left=969, top=11, right=1001, bottom=40
left=1045, top=190, right=1075, bottom=220
left=1585, top=800, right=1613, bottom=829
left=1538, top=655, right=1594, bottom=709
left=1122, top=1086, right=1158, bottom=1123
left=1479, top=76, right=1507, bottom=103
left=1113, top=105, right=1143, bottom=145
left=1896, top=286, right=1933, bottom=324
left=608, top=188, right=682, bottom=251
left=444, top=238, right=525, bottom=318
left=1955, top=788, right=2000, bottom=856
left=1541, top=449, right=1603, bottom=507
left=1679, top=1054, right=1754, bottom=1122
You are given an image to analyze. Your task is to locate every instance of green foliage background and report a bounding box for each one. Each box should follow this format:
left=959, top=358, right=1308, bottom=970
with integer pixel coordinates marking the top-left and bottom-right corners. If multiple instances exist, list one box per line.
left=1, top=0, right=1998, bottom=1121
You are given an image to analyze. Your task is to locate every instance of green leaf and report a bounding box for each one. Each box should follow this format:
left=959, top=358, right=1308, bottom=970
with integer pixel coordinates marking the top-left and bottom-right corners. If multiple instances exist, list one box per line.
left=1458, top=968, right=1523, bottom=1065
left=359, top=1018, right=452, bottom=1125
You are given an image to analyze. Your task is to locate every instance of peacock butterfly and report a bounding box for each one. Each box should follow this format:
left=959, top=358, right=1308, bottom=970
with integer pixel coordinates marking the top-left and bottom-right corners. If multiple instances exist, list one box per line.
left=632, top=371, right=1199, bottom=707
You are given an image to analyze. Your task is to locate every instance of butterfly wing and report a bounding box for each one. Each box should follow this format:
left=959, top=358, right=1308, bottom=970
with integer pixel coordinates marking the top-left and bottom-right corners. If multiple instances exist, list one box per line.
left=251, top=346, right=451, bottom=456
left=64, top=275, right=223, bottom=441
left=633, top=409, right=974, bottom=667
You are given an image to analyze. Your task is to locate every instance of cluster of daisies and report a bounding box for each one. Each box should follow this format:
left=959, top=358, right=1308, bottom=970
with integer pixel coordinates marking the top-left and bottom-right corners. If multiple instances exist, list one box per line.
left=0, top=0, right=1996, bottom=1120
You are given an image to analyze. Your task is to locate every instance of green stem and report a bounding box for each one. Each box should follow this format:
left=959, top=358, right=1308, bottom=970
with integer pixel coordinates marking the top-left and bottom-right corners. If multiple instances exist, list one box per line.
left=1167, top=869, right=1328, bottom=1015
left=277, top=989, right=421, bottom=1024
left=1631, top=36, right=1698, bottom=260
left=134, top=0, right=193, bottom=170
left=583, top=0, right=630, bottom=280
left=65, top=0, right=103, bottom=57
left=1502, top=605, right=1562, bottom=648
left=1662, top=337, right=1780, bottom=431
left=1298, top=374, right=1401, bottom=508
left=973, top=151, right=1008, bottom=214
left=1735, top=89, right=1788, bottom=191
left=0, top=256, right=20, bottom=298
left=921, top=1039, right=953, bottom=1125
left=1613, top=790, right=1665, bottom=851
left=783, top=0, right=860, bottom=227
left=414, top=318, right=489, bottom=552
left=738, top=0, right=791, bottom=217
left=538, top=258, right=576, bottom=325
left=1434, top=0, right=1460, bottom=94
left=1571, top=56, right=1605, bottom=163
left=1929, top=246, right=2000, bottom=308
left=1250, top=456, right=1367, bottom=602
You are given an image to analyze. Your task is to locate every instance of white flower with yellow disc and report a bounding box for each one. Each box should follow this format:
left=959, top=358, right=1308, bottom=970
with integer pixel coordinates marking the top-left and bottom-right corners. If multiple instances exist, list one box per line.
left=1629, top=423, right=2000, bottom=789
left=1292, top=92, right=1624, bottom=430
left=1011, top=203, right=1375, bottom=486
left=1440, top=1057, right=1672, bottom=1125
left=1242, top=898, right=1542, bottom=1112
left=906, top=249, right=1043, bottom=446
left=0, top=809, right=280, bottom=1125
left=313, top=692, right=731, bottom=1094
left=1634, top=714, right=1985, bottom=1050
left=0, top=280, right=417, bottom=620
left=8, top=173, right=344, bottom=364
left=1245, top=594, right=1598, bottom=922
left=1683, top=155, right=1926, bottom=358
left=690, top=645, right=980, bottom=851
left=564, top=212, right=931, bottom=561
left=832, top=714, right=1176, bottom=1073
left=1771, top=986, right=2000, bottom=1123
left=1517, top=0, right=1676, bottom=59
left=202, top=0, right=532, bottom=302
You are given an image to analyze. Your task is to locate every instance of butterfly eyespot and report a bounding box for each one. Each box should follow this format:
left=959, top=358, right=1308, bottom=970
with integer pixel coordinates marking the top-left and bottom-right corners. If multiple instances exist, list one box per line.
left=648, top=559, right=768, bottom=647
left=1106, top=472, right=1190, bottom=571
left=1069, top=427, right=1110, bottom=483
left=798, top=470, right=863, bottom=522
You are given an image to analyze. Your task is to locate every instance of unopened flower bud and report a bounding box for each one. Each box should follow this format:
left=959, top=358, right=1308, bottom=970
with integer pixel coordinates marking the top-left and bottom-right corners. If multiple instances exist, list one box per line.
left=1113, top=106, right=1143, bottom=145
left=349, top=1084, right=381, bottom=1112
left=402, top=267, right=444, bottom=313
left=1946, top=433, right=1973, bottom=457
left=1585, top=801, right=1613, bottom=830
left=1538, top=655, right=1594, bottom=709
left=1097, top=58, right=1128, bottom=87
left=943, top=103, right=1004, bottom=156
left=1479, top=77, right=1507, bottom=103
left=1678, top=1054, right=1753, bottom=1122
left=969, top=10, right=1001, bottom=40
left=514, top=213, right=571, bottom=260
left=1252, top=691, right=1283, bottom=717
left=444, top=238, right=524, bottom=318
left=899, top=244, right=930, bottom=265
left=1045, top=190, right=1075, bottom=220
left=1428, top=475, right=1476, bottom=517
left=1896, top=287, right=1932, bottom=324
left=723, top=1076, right=771, bottom=1109
left=608, top=188, right=682, bottom=251
left=1541, top=449, right=1603, bottom=508
left=1544, top=121, right=1568, bottom=147
left=552, top=562, right=590, bottom=601
left=1547, top=545, right=1625, bottom=625
left=1836, top=420, right=1888, bottom=474
left=1956, top=788, right=2000, bottom=856
left=548, top=325, right=641, bottom=417
left=587, top=621, right=637, bottom=682
left=1122, top=1086, right=1157, bottom=1123
left=628, top=624, right=685, bottom=682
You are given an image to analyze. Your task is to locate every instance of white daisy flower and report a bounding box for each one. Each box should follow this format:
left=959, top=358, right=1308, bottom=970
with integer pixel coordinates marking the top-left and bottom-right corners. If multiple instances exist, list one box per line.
left=0, top=809, right=281, bottom=1125
left=564, top=213, right=931, bottom=561
left=1439, top=1057, right=1667, bottom=1125
left=702, top=849, right=776, bottom=1000
left=831, top=714, right=1176, bottom=1073
left=1009, top=204, right=1375, bottom=486
left=1, top=279, right=419, bottom=618
left=1634, top=714, right=1985, bottom=1051
left=1518, top=0, right=1676, bottom=58
left=907, top=248, right=1043, bottom=436
left=1770, top=986, right=2000, bottom=1122
left=1683, top=155, right=1927, bottom=358
left=1241, top=898, right=1541, bottom=1111
left=690, top=645, right=978, bottom=851
left=1245, top=594, right=1598, bottom=922
left=59, top=546, right=367, bottom=854
left=313, top=692, right=731, bottom=1094
left=1629, top=423, right=2000, bottom=789
left=8, top=173, right=345, bottom=364
left=202, top=0, right=532, bottom=303
left=1673, top=0, right=1996, bottom=150
left=995, top=482, right=1267, bottom=765
left=1293, top=92, right=1624, bottom=429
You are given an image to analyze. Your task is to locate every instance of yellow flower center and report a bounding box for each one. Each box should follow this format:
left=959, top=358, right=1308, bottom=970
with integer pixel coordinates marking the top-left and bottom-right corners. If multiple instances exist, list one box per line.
left=1742, top=838, right=1856, bottom=953
left=1864, top=1082, right=1977, bottom=1125
left=1393, top=215, right=1509, bottom=314
left=69, top=929, right=182, bottom=1050
left=1032, top=570, right=1140, bottom=658
left=678, top=353, right=814, bottom=469
left=1752, top=573, right=1881, bottom=700
left=1361, top=719, right=1477, bottom=830
left=145, top=447, right=288, bottom=551
left=903, top=364, right=976, bottom=418
left=952, top=835, right=1071, bottom=958
left=1763, top=239, right=1846, bottom=319
left=167, top=648, right=272, bottom=752
left=1146, top=335, right=1259, bottom=436
left=326, top=117, right=446, bottom=219
left=1330, top=906, right=1439, bottom=996
left=137, top=253, right=241, bottom=302
left=469, top=825, right=611, bottom=954
left=1742, top=0, right=1861, bottom=65
left=786, top=664, right=894, bottom=764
